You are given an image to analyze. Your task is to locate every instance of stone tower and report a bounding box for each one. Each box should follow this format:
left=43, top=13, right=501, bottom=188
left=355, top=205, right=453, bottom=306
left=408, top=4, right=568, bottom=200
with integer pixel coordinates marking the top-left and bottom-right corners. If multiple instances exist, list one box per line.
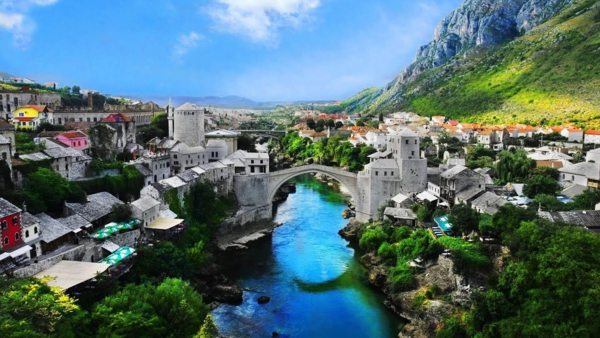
left=167, top=97, right=174, bottom=139
left=388, top=129, right=427, bottom=190
left=173, top=102, right=205, bottom=147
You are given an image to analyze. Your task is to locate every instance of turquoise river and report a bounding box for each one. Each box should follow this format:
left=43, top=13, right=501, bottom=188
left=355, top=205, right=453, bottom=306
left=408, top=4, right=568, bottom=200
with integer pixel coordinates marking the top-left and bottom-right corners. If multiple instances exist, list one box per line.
left=213, top=175, right=403, bottom=337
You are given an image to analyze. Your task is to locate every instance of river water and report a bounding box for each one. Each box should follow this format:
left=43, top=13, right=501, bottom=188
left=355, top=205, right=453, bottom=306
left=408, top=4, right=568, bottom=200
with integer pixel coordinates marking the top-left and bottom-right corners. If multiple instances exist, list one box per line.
left=213, top=175, right=402, bottom=337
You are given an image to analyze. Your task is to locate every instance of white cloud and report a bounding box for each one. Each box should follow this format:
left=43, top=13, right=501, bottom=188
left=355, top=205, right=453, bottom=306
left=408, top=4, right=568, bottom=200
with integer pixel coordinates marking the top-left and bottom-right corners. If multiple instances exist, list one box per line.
left=173, top=31, right=204, bottom=59
left=205, top=0, right=320, bottom=45
left=0, top=0, right=59, bottom=48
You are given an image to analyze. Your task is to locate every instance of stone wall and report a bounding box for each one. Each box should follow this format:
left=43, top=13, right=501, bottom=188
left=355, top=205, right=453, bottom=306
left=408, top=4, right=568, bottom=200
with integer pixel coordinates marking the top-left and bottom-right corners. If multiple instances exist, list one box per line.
left=217, top=204, right=273, bottom=240
left=233, top=174, right=269, bottom=207
left=111, top=230, right=141, bottom=247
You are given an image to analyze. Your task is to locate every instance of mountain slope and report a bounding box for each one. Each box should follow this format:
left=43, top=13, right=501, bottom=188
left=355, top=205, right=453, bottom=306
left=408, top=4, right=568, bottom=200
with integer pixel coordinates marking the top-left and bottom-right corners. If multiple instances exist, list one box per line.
left=0, top=71, right=15, bottom=80
left=343, top=0, right=600, bottom=127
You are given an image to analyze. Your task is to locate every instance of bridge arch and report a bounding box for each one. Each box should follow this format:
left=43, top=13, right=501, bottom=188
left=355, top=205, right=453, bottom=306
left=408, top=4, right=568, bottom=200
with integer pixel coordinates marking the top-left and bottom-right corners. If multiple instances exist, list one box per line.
left=267, top=165, right=359, bottom=207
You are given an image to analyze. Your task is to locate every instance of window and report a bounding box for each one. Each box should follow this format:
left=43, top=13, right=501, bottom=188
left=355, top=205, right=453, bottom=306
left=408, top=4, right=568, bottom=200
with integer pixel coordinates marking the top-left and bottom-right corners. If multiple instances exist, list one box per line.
left=15, top=233, right=19, bottom=241
left=384, top=171, right=387, bottom=176
left=375, top=171, right=379, bottom=176
left=405, top=140, right=408, bottom=145
left=251, top=160, right=254, bottom=164
left=18, top=112, right=24, bottom=117
left=12, top=216, right=17, bottom=225
left=25, top=230, right=29, bottom=238
left=411, top=151, right=415, bottom=156
left=415, top=140, right=417, bottom=144
left=391, top=172, right=394, bottom=176
left=3, top=237, right=7, bottom=245
left=174, top=155, right=178, bottom=159
left=1, top=221, right=6, bottom=229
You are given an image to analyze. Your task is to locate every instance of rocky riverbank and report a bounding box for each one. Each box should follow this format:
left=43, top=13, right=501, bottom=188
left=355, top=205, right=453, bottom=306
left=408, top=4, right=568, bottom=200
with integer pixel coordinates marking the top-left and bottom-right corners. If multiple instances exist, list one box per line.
left=339, top=220, right=474, bottom=338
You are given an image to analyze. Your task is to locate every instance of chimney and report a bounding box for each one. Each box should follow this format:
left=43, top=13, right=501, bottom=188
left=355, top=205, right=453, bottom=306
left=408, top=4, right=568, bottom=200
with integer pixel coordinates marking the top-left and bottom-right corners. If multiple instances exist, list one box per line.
left=88, top=92, right=93, bottom=108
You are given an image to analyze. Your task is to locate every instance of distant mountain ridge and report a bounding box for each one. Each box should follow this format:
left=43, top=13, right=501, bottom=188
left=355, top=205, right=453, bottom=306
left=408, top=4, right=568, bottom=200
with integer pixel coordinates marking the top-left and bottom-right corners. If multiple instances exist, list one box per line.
left=129, top=95, right=336, bottom=110
left=0, top=71, right=15, bottom=80
left=336, top=0, right=600, bottom=127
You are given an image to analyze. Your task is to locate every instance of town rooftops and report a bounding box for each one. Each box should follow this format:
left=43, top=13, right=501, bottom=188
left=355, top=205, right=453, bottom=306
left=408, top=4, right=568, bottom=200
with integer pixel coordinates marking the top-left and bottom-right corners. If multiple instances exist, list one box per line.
left=538, top=210, right=600, bottom=233
left=0, top=198, right=21, bottom=218
left=206, top=139, right=228, bottom=148
left=43, top=146, right=90, bottom=160
left=58, top=131, right=88, bottom=139
left=562, top=184, right=588, bottom=199
left=35, top=212, right=75, bottom=243
left=226, top=150, right=269, bottom=160
left=160, top=176, right=187, bottom=189
left=472, top=192, right=508, bottom=215
left=131, top=196, right=160, bottom=212
left=440, top=165, right=469, bottom=179
left=56, top=214, right=92, bottom=232
left=366, top=159, right=398, bottom=170
left=21, top=212, right=40, bottom=228
left=134, top=164, right=153, bottom=177
left=390, top=128, right=418, bottom=137
left=65, top=192, right=124, bottom=223
left=103, top=113, right=132, bottom=123
left=175, top=102, right=202, bottom=111
left=585, top=130, right=600, bottom=135
left=559, top=162, right=600, bottom=180
left=171, top=142, right=206, bottom=154
left=177, top=170, right=199, bottom=183
left=384, top=207, right=417, bottom=219
left=18, top=105, right=53, bottom=113
left=205, top=129, right=240, bottom=138
left=0, top=119, right=15, bottom=130
left=456, top=186, right=485, bottom=202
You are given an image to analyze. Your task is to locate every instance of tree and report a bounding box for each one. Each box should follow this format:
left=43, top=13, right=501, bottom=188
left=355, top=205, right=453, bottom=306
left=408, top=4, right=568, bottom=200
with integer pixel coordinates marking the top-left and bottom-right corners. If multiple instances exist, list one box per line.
left=111, top=203, right=132, bottom=222
left=335, top=121, right=343, bottom=129
left=0, top=277, right=81, bottom=337
left=306, top=118, right=316, bottom=130
left=71, top=85, right=81, bottom=95
left=315, top=118, right=325, bottom=132
left=496, top=150, right=535, bottom=183
left=523, top=175, right=560, bottom=198
left=27, top=168, right=73, bottom=213
left=92, top=279, right=208, bottom=338
left=195, top=314, right=219, bottom=338
left=238, top=134, right=256, bottom=152
left=448, top=204, right=480, bottom=235
left=326, top=118, right=335, bottom=128
left=359, top=227, right=388, bottom=251
left=35, top=122, right=65, bottom=133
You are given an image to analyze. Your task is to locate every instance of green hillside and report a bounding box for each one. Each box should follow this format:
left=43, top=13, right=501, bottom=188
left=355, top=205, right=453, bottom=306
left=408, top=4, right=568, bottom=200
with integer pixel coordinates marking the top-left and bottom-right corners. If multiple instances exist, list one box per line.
left=342, top=0, right=600, bottom=128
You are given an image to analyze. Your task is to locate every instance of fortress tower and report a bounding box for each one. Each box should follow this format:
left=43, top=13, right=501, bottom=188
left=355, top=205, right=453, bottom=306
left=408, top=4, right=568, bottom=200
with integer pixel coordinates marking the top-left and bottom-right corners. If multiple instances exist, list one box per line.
left=173, top=102, right=205, bottom=147
left=167, top=97, right=175, bottom=139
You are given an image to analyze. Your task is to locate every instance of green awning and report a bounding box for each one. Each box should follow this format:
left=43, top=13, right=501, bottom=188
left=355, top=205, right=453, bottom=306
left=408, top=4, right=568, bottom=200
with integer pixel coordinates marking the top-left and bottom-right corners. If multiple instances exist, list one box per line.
left=434, top=215, right=453, bottom=232
left=90, top=219, right=140, bottom=239
left=99, top=246, right=136, bottom=266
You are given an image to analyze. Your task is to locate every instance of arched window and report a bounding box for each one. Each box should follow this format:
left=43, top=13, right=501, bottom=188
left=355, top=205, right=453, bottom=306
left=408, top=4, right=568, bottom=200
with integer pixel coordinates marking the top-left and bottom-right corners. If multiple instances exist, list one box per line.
left=25, top=230, right=29, bottom=238
left=1, top=221, right=7, bottom=229
left=15, top=233, right=19, bottom=240
left=34, top=227, right=38, bottom=234
left=3, top=237, right=8, bottom=245
left=12, top=216, right=18, bottom=225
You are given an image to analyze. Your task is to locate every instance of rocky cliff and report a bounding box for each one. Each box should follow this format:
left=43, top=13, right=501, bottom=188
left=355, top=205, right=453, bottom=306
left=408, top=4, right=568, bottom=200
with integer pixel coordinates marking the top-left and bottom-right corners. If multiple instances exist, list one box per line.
left=335, top=0, right=600, bottom=127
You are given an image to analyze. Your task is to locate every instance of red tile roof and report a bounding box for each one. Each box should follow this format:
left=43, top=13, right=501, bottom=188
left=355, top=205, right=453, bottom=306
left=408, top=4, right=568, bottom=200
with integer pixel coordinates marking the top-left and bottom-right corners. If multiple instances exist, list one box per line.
left=14, top=117, right=35, bottom=121
left=103, top=113, right=132, bottom=123
left=585, top=130, right=600, bottom=135
left=59, top=131, right=88, bottom=139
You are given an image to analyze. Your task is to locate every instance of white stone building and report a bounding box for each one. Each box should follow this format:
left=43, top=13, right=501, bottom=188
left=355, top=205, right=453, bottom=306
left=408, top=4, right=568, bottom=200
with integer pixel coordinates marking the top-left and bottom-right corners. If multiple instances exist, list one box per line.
left=365, top=131, right=388, bottom=150
left=172, top=103, right=205, bottom=147
left=559, top=162, right=600, bottom=188
left=131, top=196, right=161, bottom=228
left=227, top=150, right=270, bottom=175
left=560, top=128, right=584, bottom=142
left=584, top=131, right=600, bottom=144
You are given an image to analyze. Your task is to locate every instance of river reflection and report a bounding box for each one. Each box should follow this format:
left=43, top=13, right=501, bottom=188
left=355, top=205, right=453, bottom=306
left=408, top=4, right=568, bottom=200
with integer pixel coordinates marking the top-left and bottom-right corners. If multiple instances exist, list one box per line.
left=213, top=175, right=402, bottom=338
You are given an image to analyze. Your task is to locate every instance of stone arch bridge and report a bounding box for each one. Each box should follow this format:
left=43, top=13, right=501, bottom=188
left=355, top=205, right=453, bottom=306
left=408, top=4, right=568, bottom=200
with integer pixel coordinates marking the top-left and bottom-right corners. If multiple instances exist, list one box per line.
left=268, top=164, right=359, bottom=206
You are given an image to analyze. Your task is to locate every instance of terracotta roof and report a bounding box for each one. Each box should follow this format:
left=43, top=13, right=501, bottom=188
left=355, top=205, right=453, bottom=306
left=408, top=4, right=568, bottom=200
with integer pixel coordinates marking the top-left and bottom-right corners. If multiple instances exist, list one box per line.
left=567, top=128, right=583, bottom=132
left=103, top=113, right=132, bottom=123
left=14, top=117, right=35, bottom=121
left=18, top=105, right=53, bottom=113
left=585, top=130, right=600, bottom=135
left=59, top=131, right=88, bottom=139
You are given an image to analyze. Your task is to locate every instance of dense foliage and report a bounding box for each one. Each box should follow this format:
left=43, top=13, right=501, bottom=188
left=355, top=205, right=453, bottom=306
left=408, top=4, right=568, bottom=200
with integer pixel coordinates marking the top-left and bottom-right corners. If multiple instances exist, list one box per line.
left=0, top=277, right=81, bottom=338
left=278, top=131, right=376, bottom=172
left=91, top=278, right=208, bottom=338
left=138, top=113, right=169, bottom=145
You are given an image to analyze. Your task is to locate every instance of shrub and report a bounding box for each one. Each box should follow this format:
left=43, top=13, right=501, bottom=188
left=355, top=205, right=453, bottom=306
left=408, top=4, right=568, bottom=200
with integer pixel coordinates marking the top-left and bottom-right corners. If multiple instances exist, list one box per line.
left=390, top=263, right=417, bottom=291
left=377, top=242, right=397, bottom=265
left=359, top=227, right=389, bottom=251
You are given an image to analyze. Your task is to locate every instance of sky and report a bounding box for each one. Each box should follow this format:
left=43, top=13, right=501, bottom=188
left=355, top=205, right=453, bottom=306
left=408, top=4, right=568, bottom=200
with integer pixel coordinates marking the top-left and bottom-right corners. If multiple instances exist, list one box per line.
left=0, top=0, right=464, bottom=102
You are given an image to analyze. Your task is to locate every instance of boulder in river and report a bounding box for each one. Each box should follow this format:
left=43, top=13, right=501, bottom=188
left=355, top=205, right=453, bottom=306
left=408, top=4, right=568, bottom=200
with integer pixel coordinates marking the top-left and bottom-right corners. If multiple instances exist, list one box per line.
left=211, top=285, right=243, bottom=305
left=258, top=295, right=271, bottom=304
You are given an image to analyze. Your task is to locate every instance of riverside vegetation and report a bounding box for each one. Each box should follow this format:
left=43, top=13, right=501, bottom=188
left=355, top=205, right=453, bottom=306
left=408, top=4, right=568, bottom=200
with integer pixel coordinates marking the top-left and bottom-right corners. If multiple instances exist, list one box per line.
left=345, top=201, right=600, bottom=338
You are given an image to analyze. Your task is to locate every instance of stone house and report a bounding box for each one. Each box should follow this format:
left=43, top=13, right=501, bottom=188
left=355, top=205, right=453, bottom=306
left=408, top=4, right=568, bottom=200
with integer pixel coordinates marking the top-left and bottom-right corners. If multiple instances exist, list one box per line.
left=0, top=91, right=61, bottom=122
left=584, top=130, right=600, bottom=144
left=227, top=150, right=269, bottom=176
left=131, top=196, right=160, bottom=228
left=560, top=128, right=583, bottom=142
left=43, top=146, right=92, bottom=180
left=559, top=162, right=600, bottom=189
left=205, top=129, right=239, bottom=155
left=55, top=131, right=90, bottom=150
left=65, top=192, right=124, bottom=228
left=21, top=212, right=42, bottom=258
left=0, top=119, right=15, bottom=155
left=437, top=165, right=486, bottom=205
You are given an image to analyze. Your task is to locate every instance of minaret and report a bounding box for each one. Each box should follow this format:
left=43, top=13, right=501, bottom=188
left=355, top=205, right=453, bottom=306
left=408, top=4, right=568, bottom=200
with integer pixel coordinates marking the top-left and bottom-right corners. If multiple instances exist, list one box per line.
left=167, top=97, right=174, bottom=139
